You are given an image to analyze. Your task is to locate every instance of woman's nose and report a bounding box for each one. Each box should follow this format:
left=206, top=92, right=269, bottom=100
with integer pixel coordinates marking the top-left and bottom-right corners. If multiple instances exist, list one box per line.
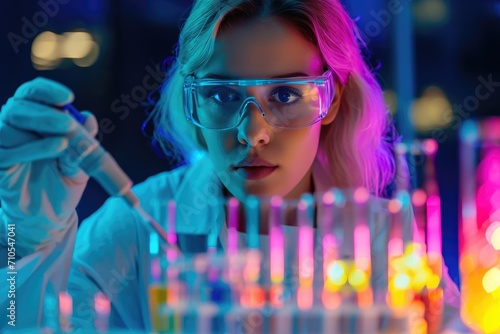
left=237, top=100, right=271, bottom=147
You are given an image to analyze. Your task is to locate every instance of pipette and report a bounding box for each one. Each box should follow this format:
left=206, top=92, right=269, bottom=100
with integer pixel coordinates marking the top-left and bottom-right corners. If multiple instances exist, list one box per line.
left=65, top=104, right=179, bottom=251
left=3, top=102, right=174, bottom=247
left=0, top=102, right=179, bottom=251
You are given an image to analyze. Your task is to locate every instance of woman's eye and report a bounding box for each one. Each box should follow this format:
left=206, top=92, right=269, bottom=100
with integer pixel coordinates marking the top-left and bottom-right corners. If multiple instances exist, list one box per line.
left=269, top=87, right=302, bottom=104
left=210, top=87, right=240, bottom=104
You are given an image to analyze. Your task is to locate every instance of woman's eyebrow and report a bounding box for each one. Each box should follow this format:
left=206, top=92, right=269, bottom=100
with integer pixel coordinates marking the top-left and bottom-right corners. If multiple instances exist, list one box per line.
left=201, top=71, right=310, bottom=79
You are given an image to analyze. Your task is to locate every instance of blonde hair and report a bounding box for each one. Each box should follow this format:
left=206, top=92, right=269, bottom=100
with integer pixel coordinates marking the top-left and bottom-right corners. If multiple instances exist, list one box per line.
left=151, top=0, right=397, bottom=196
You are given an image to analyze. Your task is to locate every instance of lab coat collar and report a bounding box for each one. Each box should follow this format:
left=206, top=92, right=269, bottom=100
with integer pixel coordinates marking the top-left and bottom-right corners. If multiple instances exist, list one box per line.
left=172, top=154, right=225, bottom=235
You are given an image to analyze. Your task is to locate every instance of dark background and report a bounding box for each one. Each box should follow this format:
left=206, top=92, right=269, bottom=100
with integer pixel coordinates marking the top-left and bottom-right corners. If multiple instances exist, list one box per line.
left=1, top=0, right=499, bottom=287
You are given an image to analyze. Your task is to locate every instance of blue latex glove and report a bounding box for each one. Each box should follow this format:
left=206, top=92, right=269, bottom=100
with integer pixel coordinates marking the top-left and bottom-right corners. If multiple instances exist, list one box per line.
left=0, top=77, right=98, bottom=257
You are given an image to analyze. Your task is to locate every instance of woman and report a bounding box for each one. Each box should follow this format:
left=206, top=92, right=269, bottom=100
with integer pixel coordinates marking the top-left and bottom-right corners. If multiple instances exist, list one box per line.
left=0, top=0, right=465, bottom=331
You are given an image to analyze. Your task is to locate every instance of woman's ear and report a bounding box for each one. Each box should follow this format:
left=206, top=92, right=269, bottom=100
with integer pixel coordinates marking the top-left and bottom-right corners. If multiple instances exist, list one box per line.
left=321, top=80, right=345, bottom=125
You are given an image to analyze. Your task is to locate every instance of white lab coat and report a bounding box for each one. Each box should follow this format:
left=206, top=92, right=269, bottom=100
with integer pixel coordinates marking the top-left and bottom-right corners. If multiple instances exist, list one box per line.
left=0, top=155, right=467, bottom=332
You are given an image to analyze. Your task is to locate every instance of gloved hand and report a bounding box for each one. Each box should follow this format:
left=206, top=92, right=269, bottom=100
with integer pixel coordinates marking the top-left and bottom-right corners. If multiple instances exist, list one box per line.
left=0, top=77, right=98, bottom=257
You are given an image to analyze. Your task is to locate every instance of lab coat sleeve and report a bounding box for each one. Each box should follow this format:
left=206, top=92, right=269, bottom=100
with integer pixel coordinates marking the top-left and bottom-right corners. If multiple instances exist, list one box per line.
left=0, top=209, right=78, bottom=330
left=0, top=166, right=189, bottom=331
left=67, top=170, right=182, bottom=330
left=67, top=196, right=150, bottom=330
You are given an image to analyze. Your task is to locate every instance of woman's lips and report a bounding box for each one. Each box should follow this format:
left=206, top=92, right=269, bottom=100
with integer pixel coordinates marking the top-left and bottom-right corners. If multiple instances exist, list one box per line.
left=234, top=166, right=278, bottom=180
left=233, top=156, right=278, bottom=180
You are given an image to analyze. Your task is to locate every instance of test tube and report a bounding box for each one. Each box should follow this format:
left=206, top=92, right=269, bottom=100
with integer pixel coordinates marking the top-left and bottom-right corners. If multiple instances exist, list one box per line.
left=166, top=201, right=180, bottom=285
left=411, top=189, right=428, bottom=245
left=422, top=140, right=443, bottom=278
left=227, top=197, right=239, bottom=255
left=395, top=142, right=412, bottom=191
left=396, top=190, right=413, bottom=250
left=246, top=195, right=260, bottom=250
left=43, top=282, right=59, bottom=332
left=387, top=196, right=412, bottom=310
left=319, top=190, right=337, bottom=285
left=207, top=221, right=220, bottom=256
left=269, top=196, right=285, bottom=285
left=59, top=291, right=72, bottom=332
left=426, top=194, right=442, bottom=277
left=388, top=197, right=404, bottom=259
left=422, top=139, right=439, bottom=197
left=237, top=196, right=266, bottom=333
left=296, top=194, right=318, bottom=331
left=243, top=195, right=263, bottom=302
left=322, top=189, right=345, bottom=311
left=459, top=118, right=500, bottom=333
left=193, top=256, right=218, bottom=334
left=149, top=231, right=169, bottom=332
left=167, top=200, right=177, bottom=250
left=268, top=196, right=289, bottom=333
left=94, top=292, right=110, bottom=333
left=297, top=194, right=315, bottom=294
left=349, top=188, right=373, bottom=307
left=352, top=188, right=375, bottom=333
left=205, top=223, right=227, bottom=333
left=203, top=251, right=232, bottom=333
left=353, top=187, right=371, bottom=289
left=459, top=120, right=480, bottom=243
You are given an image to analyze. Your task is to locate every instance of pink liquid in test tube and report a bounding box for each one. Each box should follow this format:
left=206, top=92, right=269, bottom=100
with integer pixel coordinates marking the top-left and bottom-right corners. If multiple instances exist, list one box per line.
left=476, top=147, right=500, bottom=230
left=353, top=188, right=371, bottom=273
left=166, top=200, right=178, bottom=279
left=227, top=197, right=240, bottom=285
left=298, top=194, right=315, bottom=289
left=163, top=200, right=179, bottom=282
left=59, top=291, right=72, bottom=331
left=167, top=200, right=177, bottom=248
left=422, top=138, right=442, bottom=259
left=426, top=195, right=442, bottom=257
left=270, top=196, right=284, bottom=285
left=459, top=120, right=479, bottom=249
left=94, top=292, right=110, bottom=333
left=59, top=291, right=72, bottom=318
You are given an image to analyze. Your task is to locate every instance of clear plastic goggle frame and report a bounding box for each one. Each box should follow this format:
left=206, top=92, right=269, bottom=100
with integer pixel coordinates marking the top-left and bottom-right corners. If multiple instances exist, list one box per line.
left=183, top=70, right=335, bottom=130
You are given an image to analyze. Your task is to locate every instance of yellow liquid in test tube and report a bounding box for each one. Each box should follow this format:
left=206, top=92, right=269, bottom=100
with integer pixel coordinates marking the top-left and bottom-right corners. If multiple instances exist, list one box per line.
left=460, top=247, right=500, bottom=333
left=148, top=284, right=176, bottom=333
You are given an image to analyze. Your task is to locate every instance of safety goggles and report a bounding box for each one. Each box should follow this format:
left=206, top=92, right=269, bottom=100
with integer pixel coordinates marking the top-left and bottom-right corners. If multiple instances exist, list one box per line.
left=183, top=70, right=335, bottom=130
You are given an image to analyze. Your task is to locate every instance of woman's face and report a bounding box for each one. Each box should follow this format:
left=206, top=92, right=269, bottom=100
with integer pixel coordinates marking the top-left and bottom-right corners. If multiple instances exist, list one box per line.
left=197, top=17, right=334, bottom=201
